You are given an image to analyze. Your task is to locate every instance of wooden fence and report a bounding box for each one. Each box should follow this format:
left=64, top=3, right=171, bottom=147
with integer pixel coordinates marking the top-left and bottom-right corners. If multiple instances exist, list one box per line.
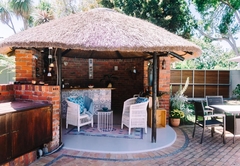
left=170, top=70, right=231, bottom=98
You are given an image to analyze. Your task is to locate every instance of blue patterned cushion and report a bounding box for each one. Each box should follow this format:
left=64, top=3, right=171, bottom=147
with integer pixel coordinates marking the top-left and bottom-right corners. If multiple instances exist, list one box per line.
left=135, top=97, right=148, bottom=104
left=67, top=96, right=85, bottom=114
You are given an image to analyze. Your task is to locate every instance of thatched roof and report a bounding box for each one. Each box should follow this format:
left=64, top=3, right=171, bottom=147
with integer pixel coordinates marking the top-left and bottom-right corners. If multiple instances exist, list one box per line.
left=0, top=8, right=201, bottom=61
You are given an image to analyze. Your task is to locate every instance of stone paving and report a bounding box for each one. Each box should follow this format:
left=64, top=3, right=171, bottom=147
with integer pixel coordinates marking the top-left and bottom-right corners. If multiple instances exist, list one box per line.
left=31, top=125, right=240, bottom=166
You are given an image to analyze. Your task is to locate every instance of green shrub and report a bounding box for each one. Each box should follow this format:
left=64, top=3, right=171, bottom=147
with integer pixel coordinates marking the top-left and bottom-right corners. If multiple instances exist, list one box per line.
left=233, top=84, right=240, bottom=99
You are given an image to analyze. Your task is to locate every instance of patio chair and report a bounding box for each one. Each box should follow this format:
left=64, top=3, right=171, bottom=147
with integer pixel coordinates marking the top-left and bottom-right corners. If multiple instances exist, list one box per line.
left=121, top=97, right=149, bottom=135
left=192, top=101, right=226, bottom=144
left=66, top=96, right=94, bottom=132
left=206, top=96, right=224, bottom=114
left=206, top=96, right=240, bottom=143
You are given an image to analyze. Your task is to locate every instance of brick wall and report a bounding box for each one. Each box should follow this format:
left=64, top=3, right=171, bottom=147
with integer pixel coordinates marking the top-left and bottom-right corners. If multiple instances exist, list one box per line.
left=0, top=84, right=14, bottom=103
left=3, top=151, right=37, bottom=166
left=61, top=57, right=145, bottom=111
left=159, top=57, right=170, bottom=122
left=15, top=49, right=35, bottom=82
left=13, top=48, right=171, bottom=126
left=61, top=56, right=170, bottom=118
left=13, top=49, right=170, bottom=115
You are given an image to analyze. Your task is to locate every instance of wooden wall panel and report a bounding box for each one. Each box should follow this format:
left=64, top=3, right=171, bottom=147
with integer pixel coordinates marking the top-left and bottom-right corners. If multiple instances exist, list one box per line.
left=219, top=71, right=230, bottom=84
left=171, top=85, right=179, bottom=95
left=219, top=85, right=229, bottom=98
left=194, top=71, right=204, bottom=84
left=194, top=85, right=205, bottom=98
left=185, top=85, right=193, bottom=97
left=206, top=71, right=218, bottom=84
left=0, top=114, right=11, bottom=164
left=1, top=105, right=52, bottom=164
left=182, top=70, right=193, bottom=83
left=170, top=70, right=181, bottom=83
left=170, top=70, right=230, bottom=98
left=206, top=86, right=218, bottom=96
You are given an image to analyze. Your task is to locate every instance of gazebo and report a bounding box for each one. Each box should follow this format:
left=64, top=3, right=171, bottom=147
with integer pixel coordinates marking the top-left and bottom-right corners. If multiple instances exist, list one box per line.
left=0, top=7, right=201, bottom=155
left=0, top=8, right=201, bottom=59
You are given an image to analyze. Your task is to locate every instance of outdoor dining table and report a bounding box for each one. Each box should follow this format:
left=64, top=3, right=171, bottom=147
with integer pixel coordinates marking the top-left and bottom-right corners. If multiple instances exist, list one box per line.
left=210, top=104, right=240, bottom=143
left=210, top=105, right=240, bottom=114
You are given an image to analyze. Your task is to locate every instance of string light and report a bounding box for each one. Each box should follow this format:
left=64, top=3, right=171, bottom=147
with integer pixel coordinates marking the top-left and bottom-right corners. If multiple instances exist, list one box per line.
left=47, top=47, right=53, bottom=76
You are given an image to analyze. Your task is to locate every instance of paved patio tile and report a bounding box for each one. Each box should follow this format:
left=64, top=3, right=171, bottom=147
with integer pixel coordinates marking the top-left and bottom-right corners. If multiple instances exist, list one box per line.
left=30, top=126, right=240, bottom=166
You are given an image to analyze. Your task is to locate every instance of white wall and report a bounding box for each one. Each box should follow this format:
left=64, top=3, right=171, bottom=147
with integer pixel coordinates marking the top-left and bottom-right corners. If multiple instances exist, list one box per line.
left=230, top=70, right=240, bottom=98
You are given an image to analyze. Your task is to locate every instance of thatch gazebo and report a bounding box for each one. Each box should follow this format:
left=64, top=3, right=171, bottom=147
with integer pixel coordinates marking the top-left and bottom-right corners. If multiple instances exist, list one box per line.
left=0, top=8, right=201, bottom=142
left=0, top=8, right=201, bottom=59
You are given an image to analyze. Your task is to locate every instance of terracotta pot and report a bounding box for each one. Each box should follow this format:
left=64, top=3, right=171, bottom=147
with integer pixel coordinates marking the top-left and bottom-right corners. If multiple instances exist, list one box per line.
left=170, top=118, right=180, bottom=127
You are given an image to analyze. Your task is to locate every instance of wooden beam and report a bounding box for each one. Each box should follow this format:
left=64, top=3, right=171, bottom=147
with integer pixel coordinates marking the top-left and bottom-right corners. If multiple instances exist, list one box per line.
left=61, top=49, right=72, bottom=56
left=151, top=52, right=157, bottom=143
left=116, top=51, right=123, bottom=58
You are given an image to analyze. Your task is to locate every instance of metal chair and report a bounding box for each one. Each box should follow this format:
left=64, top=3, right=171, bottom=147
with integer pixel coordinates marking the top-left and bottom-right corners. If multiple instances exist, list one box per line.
left=206, top=96, right=224, bottom=113
left=121, top=97, right=149, bottom=135
left=206, top=96, right=240, bottom=143
left=192, top=101, right=226, bottom=144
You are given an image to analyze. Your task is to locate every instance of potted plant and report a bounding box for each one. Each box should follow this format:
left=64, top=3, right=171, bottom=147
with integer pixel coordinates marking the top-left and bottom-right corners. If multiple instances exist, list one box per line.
left=100, top=74, right=118, bottom=88
left=170, top=77, right=190, bottom=125
left=170, top=109, right=185, bottom=127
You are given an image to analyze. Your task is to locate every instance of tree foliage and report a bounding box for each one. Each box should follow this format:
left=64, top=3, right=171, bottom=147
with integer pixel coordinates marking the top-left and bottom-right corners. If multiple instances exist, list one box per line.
left=1, top=0, right=239, bottom=71
left=33, top=0, right=54, bottom=26
left=101, top=0, right=196, bottom=39
left=192, top=0, right=240, bottom=56
left=0, top=0, right=101, bottom=33
left=9, top=0, right=33, bottom=30
left=0, top=54, right=15, bottom=74
left=0, top=1, right=17, bottom=33
left=172, top=38, right=238, bottom=69
left=51, top=0, right=100, bottom=18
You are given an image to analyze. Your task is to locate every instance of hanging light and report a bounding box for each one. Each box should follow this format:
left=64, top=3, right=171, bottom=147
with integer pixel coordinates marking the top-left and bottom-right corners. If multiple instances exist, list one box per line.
left=48, top=47, right=54, bottom=67
left=132, top=66, right=137, bottom=74
left=47, top=67, right=52, bottom=77
left=49, top=63, right=54, bottom=67
left=47, top=72, right=52, bottom=77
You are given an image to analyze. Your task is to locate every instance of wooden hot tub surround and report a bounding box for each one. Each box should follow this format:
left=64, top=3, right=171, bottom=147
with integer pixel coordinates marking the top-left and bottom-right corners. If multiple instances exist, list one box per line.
left=0, top=100, right=53, bottom=165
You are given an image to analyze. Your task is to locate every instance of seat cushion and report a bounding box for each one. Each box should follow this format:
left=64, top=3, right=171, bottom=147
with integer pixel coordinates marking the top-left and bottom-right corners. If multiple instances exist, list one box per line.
left=67, top=96, right=85, bottom=114
left=135, top=97, right=148, bottom=104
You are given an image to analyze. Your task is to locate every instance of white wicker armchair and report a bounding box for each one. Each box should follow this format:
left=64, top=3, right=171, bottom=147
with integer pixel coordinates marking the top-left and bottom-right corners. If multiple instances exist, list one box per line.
left=66, top=96, right=94, bottom=132
left=121, top=97, right=149, bottom=135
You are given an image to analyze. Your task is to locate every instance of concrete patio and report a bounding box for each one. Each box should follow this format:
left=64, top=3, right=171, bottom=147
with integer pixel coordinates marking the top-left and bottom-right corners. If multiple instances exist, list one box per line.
left=30, top=125, right=240, bottom=166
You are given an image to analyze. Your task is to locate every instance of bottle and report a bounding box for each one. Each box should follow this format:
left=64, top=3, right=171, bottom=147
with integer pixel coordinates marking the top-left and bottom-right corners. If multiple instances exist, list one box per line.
left=62, top=79, right=65, bottom=89
left=43, top=144, right=48, bottom=154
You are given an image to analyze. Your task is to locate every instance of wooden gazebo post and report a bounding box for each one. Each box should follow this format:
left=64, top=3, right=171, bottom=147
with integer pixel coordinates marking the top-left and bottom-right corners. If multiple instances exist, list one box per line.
left=151, top=52, right=158, bottom=143
left=57, top=51, right=63, bottom=146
